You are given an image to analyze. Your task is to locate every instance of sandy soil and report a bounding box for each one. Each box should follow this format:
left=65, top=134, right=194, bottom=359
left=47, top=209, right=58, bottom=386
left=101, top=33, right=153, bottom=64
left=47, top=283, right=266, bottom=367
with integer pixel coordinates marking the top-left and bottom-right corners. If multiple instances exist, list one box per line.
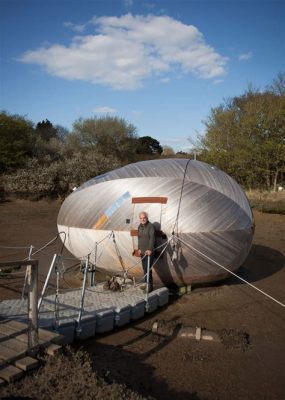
left=0, top=199, right=284, bottom=400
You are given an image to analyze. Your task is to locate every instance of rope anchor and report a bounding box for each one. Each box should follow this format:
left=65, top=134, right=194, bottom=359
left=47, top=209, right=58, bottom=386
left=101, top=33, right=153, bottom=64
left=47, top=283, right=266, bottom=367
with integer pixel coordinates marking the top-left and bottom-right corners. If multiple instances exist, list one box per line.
left=175, top=235, right=285, bottom=309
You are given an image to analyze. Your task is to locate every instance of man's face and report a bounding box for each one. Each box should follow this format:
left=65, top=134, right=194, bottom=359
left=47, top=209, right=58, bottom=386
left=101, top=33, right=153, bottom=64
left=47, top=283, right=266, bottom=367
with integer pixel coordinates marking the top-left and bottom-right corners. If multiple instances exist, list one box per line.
left=139, top=213, right=148, bottom=225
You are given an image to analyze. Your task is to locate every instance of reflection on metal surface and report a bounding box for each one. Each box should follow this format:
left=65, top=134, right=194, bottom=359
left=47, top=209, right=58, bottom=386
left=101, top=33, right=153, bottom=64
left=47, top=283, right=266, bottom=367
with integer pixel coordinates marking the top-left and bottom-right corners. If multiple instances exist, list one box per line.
left=93, top=191, right=131, bottom=229
left=57, top=159, right=254, bottom=286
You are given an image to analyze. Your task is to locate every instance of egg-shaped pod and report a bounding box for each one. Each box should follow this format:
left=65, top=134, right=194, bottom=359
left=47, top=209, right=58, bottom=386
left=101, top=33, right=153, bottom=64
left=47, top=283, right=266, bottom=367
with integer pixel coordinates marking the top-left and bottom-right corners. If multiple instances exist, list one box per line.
left=57, top=159, right=254, bottom=286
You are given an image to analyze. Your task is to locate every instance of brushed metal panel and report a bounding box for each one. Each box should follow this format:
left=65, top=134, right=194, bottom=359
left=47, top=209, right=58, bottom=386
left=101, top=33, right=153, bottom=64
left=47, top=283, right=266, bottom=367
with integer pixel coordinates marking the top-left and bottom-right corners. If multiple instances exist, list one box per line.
left=58, top=159, right=254, bottom=285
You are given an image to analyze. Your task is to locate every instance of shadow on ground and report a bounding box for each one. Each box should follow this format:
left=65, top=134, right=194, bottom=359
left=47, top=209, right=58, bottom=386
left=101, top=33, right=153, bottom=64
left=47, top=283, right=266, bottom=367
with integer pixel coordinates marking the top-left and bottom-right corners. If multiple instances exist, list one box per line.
left=227, top=244, right=284, bottom=285
left=77, top=324, right=203, bottom=400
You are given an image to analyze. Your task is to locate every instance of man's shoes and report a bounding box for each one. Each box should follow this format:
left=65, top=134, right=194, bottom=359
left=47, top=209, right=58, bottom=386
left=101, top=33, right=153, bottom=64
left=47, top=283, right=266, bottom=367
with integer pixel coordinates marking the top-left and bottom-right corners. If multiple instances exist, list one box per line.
left=138, top=283, right=153, bottom=293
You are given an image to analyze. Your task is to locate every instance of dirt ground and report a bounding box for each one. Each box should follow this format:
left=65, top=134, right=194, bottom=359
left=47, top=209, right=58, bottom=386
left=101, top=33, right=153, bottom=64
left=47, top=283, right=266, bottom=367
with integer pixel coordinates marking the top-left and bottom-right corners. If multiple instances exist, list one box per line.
left=0, top=199, right=285, bottom=400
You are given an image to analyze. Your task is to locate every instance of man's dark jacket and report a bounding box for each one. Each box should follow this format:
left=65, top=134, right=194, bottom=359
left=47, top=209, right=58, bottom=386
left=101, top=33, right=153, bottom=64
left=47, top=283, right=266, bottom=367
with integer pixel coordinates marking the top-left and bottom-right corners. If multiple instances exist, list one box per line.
left=138, top=221, right=155, bottom=254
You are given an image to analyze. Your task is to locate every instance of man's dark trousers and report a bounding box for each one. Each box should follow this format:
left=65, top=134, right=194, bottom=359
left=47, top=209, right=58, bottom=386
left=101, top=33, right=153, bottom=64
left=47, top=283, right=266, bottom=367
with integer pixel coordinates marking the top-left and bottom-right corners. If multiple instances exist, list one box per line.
left=141, top=254, right=154, bottom=291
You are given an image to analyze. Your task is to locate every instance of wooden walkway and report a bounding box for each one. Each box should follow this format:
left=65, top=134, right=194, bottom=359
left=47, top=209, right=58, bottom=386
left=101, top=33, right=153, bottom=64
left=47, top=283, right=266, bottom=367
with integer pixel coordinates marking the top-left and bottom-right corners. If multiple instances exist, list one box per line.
left=0, top=251, right=169, bottom=388
left=0, top=319, right=64, bottom=384
left=0, top=283, right=169, bottom=384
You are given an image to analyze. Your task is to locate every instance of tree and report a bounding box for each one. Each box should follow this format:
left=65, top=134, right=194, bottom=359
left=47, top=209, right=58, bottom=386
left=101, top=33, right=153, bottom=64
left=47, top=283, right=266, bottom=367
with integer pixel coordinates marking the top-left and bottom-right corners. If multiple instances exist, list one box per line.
left=162, top=145, right=175, bottom=157
left=137, top=136, right=163, bottom=154
left=176, top=151, right=189, bottom=156
left=268, top=71, right=285, bottom=96
left=195, top=84, right=285, bottom=190
left=36, top=119, right=58, bottom=142
left=32, top=123, right=69, bottom=165
left=0, top=111, right=36, bottom=172
left=54, top=125, right=69, bottom=141
left=69, top=116, right=138, bottom=162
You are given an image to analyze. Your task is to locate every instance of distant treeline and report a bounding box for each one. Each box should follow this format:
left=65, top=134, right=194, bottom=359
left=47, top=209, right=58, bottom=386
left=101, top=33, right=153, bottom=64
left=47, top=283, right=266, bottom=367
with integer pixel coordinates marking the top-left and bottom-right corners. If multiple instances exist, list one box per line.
left=0, top=72, right=284, bottom=200
left=0, top=115, right=166, bottom=199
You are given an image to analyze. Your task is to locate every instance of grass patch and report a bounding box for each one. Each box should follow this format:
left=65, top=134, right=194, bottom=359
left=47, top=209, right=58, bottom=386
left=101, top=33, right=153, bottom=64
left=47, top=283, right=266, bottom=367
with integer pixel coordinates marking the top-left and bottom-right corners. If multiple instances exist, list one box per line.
left=0, top=347, right=152, bottom=400
left=246, top=190, right=285, bottom=215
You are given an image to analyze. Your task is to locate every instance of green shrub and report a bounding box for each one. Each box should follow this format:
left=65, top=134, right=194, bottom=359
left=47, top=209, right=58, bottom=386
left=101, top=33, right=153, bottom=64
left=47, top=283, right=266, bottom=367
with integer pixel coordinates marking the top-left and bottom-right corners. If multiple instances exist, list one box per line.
left=2, top=153, right=121, bottom=199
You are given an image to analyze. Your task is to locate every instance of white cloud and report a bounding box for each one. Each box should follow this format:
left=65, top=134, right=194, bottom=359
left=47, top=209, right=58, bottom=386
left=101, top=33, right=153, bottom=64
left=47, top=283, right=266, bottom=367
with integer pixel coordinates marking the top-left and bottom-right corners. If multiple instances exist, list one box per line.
left=20, top=14, right=227, bottom=90
left=238, top=52, right=252, bottom=61
left=63, top=21, right=87, bottom=33
left=93, top=106, right=118, bottom=113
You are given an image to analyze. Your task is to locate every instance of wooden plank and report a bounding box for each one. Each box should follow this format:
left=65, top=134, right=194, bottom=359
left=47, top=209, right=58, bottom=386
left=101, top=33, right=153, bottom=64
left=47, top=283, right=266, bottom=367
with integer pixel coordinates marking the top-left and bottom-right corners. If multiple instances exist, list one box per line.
left=46, top=343, right=62, bottom=356
left=0, top=320, right=27, bottom=338
left=15, top=333, right=45, bottom=346
left=1, top=320, right=27, bottom=331
left=132, top=196, right=168, bottom=204
left=0, top=365, right=24, bottom=382
left=38, top=328, right=65, bottom=345
left=0, top=339, right=27, bottom=363
left=15, top=329, right=64, bottom=347
left=0, top=321, right=63, bottom=366
left=0, top=343, right=23, bottom=361
left=1, top=337, right=27, bottom=353
left=15, top=356, right=39, bottom=371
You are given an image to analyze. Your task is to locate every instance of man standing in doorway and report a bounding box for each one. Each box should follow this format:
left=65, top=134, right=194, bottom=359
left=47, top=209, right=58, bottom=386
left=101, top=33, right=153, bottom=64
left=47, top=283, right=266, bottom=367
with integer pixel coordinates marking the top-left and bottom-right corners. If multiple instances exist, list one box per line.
left=138, top=211, right=155, bottom=292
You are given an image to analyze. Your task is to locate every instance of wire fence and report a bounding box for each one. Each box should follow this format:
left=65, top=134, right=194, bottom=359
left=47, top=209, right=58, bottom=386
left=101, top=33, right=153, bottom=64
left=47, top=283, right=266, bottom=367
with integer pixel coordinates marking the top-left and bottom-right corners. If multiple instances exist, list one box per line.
left=1, top=228, right=284, bottom=310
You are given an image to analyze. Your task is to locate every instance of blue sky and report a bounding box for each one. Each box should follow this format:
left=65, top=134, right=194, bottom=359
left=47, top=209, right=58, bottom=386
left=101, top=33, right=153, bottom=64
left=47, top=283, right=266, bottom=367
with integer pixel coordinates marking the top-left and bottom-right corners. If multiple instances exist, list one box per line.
left=1, top=0, right=284, bottom=152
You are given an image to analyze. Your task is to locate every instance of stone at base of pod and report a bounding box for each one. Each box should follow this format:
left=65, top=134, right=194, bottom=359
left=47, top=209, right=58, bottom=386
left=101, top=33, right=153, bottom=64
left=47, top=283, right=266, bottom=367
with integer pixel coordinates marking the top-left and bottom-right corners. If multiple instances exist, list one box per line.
left=151, top=321, right=221, bottom=342
left=179, top=327, right=221, bottom=342
left=178, top=285, right=192, bottom=296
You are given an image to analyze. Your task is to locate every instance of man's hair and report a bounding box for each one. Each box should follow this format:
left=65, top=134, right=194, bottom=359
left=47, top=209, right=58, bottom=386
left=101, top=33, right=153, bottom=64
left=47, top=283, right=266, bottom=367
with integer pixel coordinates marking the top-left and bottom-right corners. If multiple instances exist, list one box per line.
left=139, top=211, right=148, bottom=219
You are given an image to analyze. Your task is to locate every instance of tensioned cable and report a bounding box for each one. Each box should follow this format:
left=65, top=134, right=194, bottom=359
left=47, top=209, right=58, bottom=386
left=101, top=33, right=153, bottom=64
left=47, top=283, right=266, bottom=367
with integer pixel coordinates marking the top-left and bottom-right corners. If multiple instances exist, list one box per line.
left=111, top=231, right=126, bottom=273
left=25, top=248, right=79, bottom=261
left=1, top=233, right=65, bottom=259
left=83, top=240, right=172, bottom=293
left=137, top=236, right=173, bottom=285
left=125, top=237, right=172, bottom=275
left=23, top=233, right=65, bottom=260
left=66, top=231, right=113, bottom=262
left=172, top=158, right=191, bottom=236
left=175, top=235, right=285, bottom=308
left=25, top=228, right=143, bottom=266
left=32, top=231, right=113, bottom=261
left=81, top=238, right=173, bottom=294
left=96, top=231, right=114, bottom=245
left=37, top=237, right=172, bottom=297
left=59, top=231, right=66, bottom=255
left=27, top=230, right=170, bottom=297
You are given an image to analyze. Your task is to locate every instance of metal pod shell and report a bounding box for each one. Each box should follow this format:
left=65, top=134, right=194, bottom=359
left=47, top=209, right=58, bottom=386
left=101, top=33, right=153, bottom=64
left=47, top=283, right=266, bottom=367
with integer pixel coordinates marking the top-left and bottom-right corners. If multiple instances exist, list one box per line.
left=57, top=159, right=254, bottom=286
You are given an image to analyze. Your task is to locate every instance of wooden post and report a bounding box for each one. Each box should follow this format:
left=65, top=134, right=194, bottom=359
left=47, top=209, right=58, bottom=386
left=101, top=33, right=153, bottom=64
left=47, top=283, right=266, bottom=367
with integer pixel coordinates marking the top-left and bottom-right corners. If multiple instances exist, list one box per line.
left=27, top=261, right=38, bottom=349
